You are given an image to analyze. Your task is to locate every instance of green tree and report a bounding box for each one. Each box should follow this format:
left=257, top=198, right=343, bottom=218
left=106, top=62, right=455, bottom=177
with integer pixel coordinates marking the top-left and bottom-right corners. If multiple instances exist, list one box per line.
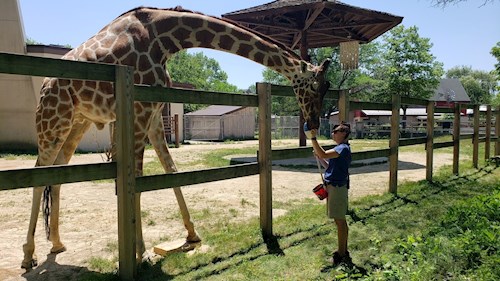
left=490, top=42, right=500, bottom=107
left=261, top=68, right=299, bottom=116
left=371, top=25, right=443, bottom=127
left=492, top=41, right=500, bottom=74
left=446, top=66, right=497, bottom=104
left=378, top=25, right=444, bottom=101
left=167, top=51, right=238, bottom=112
left=430, top=0, right=495, bottom=7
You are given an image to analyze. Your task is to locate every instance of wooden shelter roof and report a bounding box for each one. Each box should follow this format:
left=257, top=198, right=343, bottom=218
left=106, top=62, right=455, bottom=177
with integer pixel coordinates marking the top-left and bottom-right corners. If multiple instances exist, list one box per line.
left=222, top=0, right=403, bottom=49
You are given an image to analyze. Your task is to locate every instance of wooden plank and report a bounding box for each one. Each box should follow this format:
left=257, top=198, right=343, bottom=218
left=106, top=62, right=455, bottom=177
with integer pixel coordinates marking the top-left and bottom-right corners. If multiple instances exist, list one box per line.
left=459, top=134, right=474, bottom=140
left=349, top=101, right=392, bottom=110
left=401, top=96, right=428, bottom=106
left=473, top=105, right=480, bottom=168
left=400, top=137, right=427, bottom=147
left=434, top=107, right=455, bottom=114
left=453, top=103, right=460, bottom=175
left=114, top=65, right=136, bottom=281
left=134, top=85, right=258, bottom=107
left=426, top=101, right=434, bottom=181
left=270, top=145, right=336, bottom=160
left=258, top=83, right=273, bottom=237
left=338, top=90, right=349, bottom=122
left=268, top=84, right=294, bottom=97
left=389, top=94, right=400, bottom=194
left=485, top=105, right=492, bottom=160
left=135, top=163, right=259, bottom=193
left=0, top=52, right=115, bottom=81
left=0, top=163, right=116, bottom=190
left=153, top=239, right=200, bottom=256
left=496, top=108, right=500, bottom=155
left=433, top=141, right=454, bottom=149
left=352, top=149, right=391, bottom=161
left=269, top=84, right=340, bottom=100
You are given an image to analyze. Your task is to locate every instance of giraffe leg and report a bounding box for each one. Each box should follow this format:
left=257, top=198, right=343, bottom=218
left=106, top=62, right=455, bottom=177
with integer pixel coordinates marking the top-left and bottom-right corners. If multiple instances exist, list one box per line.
left=22, top=116, right=91, bottom=269
left=22, top=186, right=43, bottom=269
left=47, top=184, right=66, bottom=254
left=134, top=146, right=148, bottom=263
left=47, top=120, right=92, bottom=254
left=135, top=192, right=150, bottom=263
left=147, top=113, right=200, bottom=243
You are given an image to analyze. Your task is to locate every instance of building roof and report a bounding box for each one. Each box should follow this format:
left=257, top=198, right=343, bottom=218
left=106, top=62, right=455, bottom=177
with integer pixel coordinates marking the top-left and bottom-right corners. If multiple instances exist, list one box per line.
left=26, top=44, right=71, bottom=55
left=222, top=0, right=403, bottom=49
left=331, top=108, right=440, bottom=117
left=185, top=105, right=245, bottom=116
left=361, top=108, right=433, bottom=116
left=430, top=78, right=470, bottom=103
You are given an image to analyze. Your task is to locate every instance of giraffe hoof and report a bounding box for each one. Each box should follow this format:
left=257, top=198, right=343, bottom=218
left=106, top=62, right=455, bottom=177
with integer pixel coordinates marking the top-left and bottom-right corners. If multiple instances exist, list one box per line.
left=187, top=232, right=201, bottom=243
left=21, top=258, right=37, bottom=269
left=50, top=245, right=67, bottom=254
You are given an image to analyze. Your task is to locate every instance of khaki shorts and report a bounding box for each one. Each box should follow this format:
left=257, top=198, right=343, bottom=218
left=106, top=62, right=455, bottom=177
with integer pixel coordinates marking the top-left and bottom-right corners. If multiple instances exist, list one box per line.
left=327, top=184, right=348, bottom=219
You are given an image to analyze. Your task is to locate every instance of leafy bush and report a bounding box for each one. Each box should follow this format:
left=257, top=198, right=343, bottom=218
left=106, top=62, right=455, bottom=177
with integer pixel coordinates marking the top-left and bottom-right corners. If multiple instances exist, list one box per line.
left=378, top=185, right=500, bottom=280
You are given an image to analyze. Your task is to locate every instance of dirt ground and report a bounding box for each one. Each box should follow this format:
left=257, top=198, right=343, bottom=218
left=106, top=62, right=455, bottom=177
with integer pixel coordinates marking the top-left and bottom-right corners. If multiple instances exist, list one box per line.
left=0, top=140, right=457, bottom=280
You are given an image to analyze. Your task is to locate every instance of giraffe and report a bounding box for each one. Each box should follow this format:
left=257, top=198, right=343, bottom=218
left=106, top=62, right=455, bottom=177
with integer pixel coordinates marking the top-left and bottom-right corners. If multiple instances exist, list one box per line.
left=22, top=6, right=331, bottom=269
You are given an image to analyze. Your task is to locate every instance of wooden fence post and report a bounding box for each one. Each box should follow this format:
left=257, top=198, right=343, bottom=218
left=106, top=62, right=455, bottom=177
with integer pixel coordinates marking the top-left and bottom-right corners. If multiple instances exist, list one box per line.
left=115, top=65, right=136, bottom=281
left=389, top=94, right=400, bottom=194
left=338, top=90, right=349, bottom=123
left=496, top=108, right=500, bottom=156
left=485, top=105, right=491, bottom=160
left=257, top=83, right=272, bottom=238
left=174, top=114, right=180, bottom=148
left=426, top=100, right=434, bottom=181
left=453, top=103, right=461, bottom=175
left=473, top=104, right=479, bottom=168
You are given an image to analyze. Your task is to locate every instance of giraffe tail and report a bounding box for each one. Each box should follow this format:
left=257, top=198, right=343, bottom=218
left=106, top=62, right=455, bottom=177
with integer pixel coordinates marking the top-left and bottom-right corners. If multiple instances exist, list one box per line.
left=42, top=185, right=52, bottom=240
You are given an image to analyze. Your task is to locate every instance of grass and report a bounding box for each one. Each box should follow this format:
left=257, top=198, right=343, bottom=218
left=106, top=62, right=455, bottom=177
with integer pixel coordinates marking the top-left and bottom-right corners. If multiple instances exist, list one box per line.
left=71, top=139, right=500, bottom=280
left=129, top=163, right=499, bottom=281
left=4, top=139, right=497, bottom=280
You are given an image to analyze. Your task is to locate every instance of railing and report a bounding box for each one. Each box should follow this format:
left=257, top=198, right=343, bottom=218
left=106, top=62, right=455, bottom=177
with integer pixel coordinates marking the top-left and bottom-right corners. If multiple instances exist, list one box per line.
left=1, top=51, right=499, bottom=280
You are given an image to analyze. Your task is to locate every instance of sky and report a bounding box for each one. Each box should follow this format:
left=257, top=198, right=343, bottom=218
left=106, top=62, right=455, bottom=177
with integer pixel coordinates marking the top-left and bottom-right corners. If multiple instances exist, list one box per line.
left=19, top=0, right=500, bottom=89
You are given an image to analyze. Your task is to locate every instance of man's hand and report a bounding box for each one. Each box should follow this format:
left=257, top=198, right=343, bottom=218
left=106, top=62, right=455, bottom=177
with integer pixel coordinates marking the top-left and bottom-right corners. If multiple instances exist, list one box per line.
left=310, top=129, right=318, bottom=138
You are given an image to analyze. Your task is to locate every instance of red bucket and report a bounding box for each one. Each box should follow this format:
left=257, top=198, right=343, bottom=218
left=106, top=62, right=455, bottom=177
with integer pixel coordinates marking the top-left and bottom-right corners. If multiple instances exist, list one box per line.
left=312, top=183, right=328, bottom=200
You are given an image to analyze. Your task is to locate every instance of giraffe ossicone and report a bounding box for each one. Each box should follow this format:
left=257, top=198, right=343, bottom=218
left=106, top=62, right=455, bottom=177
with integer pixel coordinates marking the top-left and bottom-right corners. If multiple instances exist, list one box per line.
left=22, top=6, right=330, bottom=269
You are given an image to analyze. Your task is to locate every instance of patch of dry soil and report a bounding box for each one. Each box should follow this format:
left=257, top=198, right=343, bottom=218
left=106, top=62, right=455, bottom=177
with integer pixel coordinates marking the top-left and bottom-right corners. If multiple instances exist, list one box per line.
left=0, top=140, right=455, bottom=280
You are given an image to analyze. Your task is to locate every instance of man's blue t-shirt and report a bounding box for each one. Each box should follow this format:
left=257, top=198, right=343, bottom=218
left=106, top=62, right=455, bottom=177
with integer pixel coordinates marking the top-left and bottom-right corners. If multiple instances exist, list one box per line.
left=324, top=143, right=351, bottom=188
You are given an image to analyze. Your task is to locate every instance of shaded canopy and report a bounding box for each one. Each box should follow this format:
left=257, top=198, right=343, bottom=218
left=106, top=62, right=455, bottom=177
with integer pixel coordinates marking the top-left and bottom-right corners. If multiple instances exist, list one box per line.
left=222, top=0, right=403, bottom=50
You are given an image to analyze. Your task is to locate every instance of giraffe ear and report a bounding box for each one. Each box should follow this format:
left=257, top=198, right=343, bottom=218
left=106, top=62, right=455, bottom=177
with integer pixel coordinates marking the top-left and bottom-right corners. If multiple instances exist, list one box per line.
left=300, top=61, right=308, bottom=73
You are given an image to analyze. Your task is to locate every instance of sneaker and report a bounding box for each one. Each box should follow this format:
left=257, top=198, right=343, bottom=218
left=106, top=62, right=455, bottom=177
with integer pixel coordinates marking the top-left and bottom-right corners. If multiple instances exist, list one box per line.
left=332, top=251, right=352, bottom=266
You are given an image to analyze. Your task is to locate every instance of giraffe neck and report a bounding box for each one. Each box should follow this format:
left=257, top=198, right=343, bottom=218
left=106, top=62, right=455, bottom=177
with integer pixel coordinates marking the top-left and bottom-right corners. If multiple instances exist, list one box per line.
left=137, top=7, right=304, bottom=80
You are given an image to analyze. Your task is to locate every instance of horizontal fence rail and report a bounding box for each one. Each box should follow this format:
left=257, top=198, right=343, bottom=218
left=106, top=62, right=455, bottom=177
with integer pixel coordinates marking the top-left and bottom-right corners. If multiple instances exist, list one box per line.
left=0, top=52, right=115, bottom=81
left=136, top=163, right=259, bottom=193
left=269, top=84, right=340, bottom=100
left=0, top=162, right=116, bottom=190
left=134, top=85, right=258, bottom=106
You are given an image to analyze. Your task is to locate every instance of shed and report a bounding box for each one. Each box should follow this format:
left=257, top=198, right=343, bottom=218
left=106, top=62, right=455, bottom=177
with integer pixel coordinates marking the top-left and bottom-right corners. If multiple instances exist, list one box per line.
left=431, top=78, right=471, bottom=107
left=184, top=105, right=256, bottom=141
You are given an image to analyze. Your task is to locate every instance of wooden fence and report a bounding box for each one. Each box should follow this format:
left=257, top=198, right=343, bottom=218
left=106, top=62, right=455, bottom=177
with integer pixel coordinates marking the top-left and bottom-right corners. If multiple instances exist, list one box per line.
left=0, top=52, right=499, bottom=280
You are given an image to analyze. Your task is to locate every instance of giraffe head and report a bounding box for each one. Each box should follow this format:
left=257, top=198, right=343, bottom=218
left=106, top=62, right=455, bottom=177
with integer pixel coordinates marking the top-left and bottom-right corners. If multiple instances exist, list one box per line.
left=292, top=59, right=331, bottom=130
